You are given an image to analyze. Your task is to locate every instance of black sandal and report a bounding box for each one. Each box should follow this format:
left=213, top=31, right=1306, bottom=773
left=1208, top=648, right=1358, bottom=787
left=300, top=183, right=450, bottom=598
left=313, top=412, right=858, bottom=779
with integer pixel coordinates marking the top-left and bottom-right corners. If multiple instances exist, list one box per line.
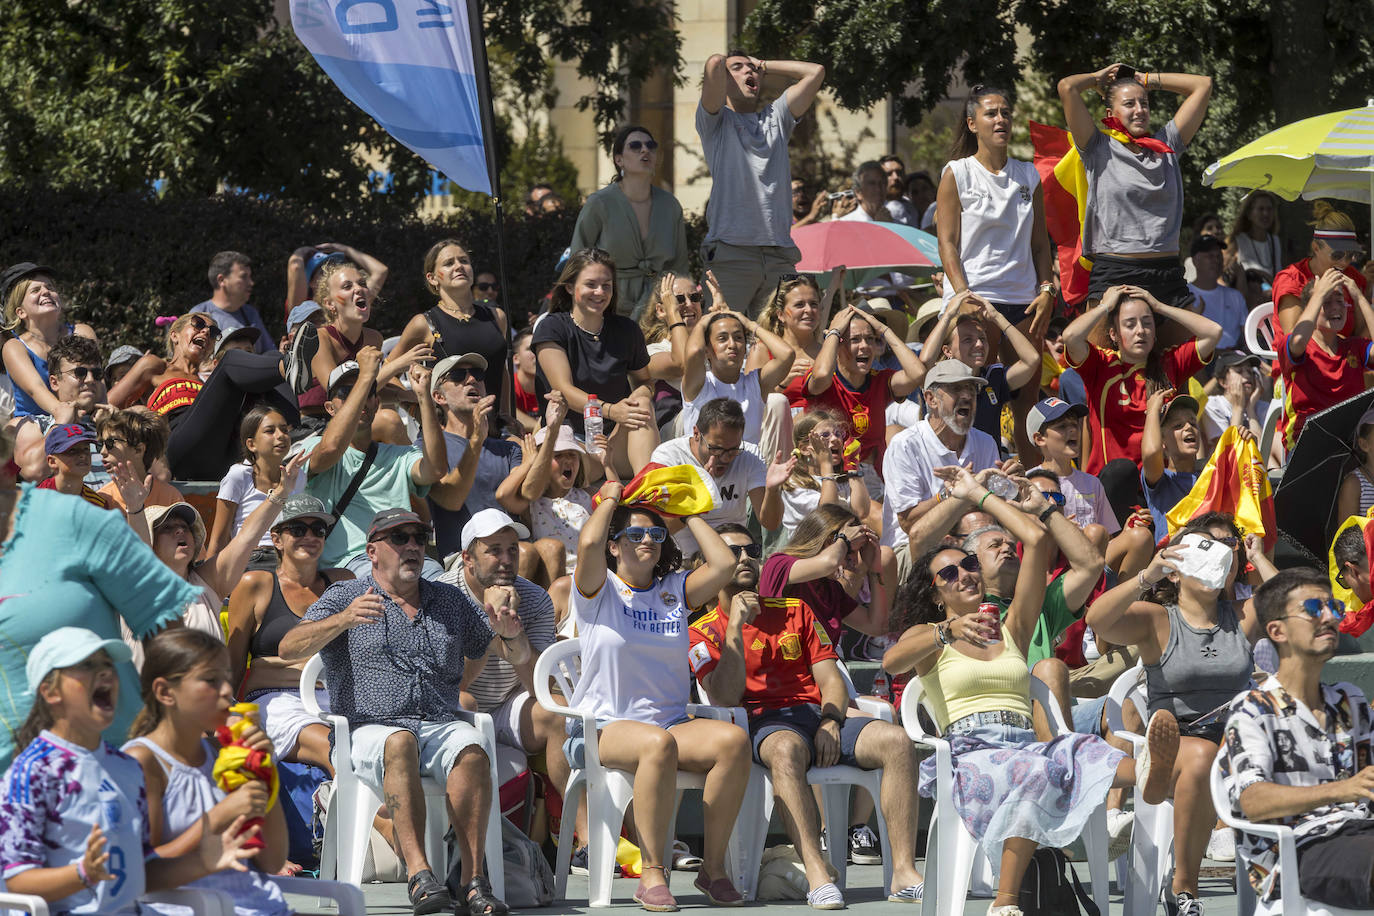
left=407, top=868, right=454, bottom=916
left=464, top=875, right=510, bottom=916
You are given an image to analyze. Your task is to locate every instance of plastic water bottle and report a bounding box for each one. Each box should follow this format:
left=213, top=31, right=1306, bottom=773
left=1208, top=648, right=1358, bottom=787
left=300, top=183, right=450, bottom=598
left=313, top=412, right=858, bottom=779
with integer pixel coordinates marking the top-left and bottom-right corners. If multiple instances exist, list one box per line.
left=583, top=395, right=604, bottom=458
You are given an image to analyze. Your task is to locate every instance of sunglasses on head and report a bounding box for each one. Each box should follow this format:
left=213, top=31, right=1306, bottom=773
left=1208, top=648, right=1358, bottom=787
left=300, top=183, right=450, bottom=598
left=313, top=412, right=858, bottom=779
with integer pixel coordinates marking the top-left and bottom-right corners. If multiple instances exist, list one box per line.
left=374, top=529, right=428, bottom=547
left=475, top=281, right=497, bottom=291
left=615, top=526, right=667, bottom=544
left=1293, top=597, right=1345, bottom=620
left=188, top=316, right=222, bottom=339
left=63, top=366, right=101, bottom=382
left=933, top=555, right=981, bottom=584
left=675, top=291, right=703, bottom=305
left=280, top=521, right=328, bottom=539
left=626, top=139, right=659, bottom=152
left=728, top=543, right=762, bottom=559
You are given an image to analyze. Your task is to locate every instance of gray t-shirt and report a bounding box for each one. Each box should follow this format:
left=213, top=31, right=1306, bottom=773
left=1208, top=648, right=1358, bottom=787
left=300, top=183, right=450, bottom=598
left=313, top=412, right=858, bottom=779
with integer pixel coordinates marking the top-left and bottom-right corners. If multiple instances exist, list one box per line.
left=437, top=570, right=556, bottom=714
left=695, top=92, right=797, bottom=248
left=1079, top=120, right=1185, bottom=257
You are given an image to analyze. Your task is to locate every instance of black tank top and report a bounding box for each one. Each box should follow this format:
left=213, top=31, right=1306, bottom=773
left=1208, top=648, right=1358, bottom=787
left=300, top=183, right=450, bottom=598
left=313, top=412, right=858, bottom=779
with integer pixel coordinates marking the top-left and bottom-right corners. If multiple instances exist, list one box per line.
left=425, top=303, right=508, bottom=396
left=250, top=570, right=337, bottom=658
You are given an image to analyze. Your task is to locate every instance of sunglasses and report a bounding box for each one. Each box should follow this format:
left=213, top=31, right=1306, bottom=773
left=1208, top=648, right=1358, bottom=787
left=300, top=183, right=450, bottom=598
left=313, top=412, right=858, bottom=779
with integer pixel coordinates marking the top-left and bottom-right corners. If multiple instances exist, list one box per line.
left=1042, top=490, right=1066, bottom=506
left=1291, top=597, right=1346, bottom=620
left=626, top=139, right=659, bottom=152
left=475, top=281, right=498, bottom=291
left=701, top=442, right=743, bottom=460
left=728, top=543, right=762, bottom=559
left=63, top=366, right=101, bottom=382
left=97, top=436, right=127, bottom=451
left=675, top=292, right=703, bottom=305
left=1209, top=535, right=1240, bottom=549
left=933, top=555, right=981, bottom=584
left=188, top=316, right=223, bottom=340
left=442, top=367, right=480, bottom=384
left=614, top=526, right=667, bottom=544
left=1325, top=247, right=1361, bottom=261
left=374, top=529, right=428, bottom=547
left=280, top=521, right=328, bottom=539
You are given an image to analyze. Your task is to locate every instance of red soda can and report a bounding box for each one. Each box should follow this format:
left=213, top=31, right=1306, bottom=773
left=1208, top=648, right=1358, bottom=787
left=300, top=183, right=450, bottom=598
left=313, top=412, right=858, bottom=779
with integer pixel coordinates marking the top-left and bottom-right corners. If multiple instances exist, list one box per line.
left=978, top=602, right=1002, bottom=642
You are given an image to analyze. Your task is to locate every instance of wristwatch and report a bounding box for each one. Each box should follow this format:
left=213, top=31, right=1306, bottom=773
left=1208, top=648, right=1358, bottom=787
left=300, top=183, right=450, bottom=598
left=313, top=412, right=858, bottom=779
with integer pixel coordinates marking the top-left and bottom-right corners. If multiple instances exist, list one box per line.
left=1037, top=503, right=1062, bottom=523
left=821, top=709, right=846, bottom=726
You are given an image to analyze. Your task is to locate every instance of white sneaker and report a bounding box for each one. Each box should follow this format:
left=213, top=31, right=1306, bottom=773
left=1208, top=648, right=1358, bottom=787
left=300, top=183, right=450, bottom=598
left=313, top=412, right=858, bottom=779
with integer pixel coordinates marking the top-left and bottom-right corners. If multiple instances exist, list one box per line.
left=1206, top=826, right=1236, bottom=862
left=1106, top=808, right=1135, bottom=860
left=987, top=906, right=1024, bottom=916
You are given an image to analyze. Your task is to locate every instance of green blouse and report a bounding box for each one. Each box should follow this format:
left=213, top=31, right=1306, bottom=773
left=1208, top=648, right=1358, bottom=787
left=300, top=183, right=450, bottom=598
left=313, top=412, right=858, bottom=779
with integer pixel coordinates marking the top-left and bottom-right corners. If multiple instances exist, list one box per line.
left=569, top=183, right=690, bottom=315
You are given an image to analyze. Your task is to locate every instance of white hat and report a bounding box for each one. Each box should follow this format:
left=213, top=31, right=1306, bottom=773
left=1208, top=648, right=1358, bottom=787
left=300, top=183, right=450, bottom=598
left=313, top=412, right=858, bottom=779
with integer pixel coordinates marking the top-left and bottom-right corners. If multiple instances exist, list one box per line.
left=27, top=627, right=132, bottom=692
left=431, top=353, right=490, bottom=396
left=461, top=508, right=530, bottom=551
left=145, top=502, right=207, bottom=555
left=534, top=423, right=587, bottom=454
left=924, top=358, right=983, bottom=388
left=327, top=360, right=361, bottom=394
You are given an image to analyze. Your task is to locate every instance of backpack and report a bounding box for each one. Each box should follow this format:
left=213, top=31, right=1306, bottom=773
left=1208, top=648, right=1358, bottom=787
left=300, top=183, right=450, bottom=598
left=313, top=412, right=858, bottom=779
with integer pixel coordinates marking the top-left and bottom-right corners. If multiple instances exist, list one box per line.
left=1018, top=848, right=1098, bottom=916
left=446, top=816, right=554, bottom=908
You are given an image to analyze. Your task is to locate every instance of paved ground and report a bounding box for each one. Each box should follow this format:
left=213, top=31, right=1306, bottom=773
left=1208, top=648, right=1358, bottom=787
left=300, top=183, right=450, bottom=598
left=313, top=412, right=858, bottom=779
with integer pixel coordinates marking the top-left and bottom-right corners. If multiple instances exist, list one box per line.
left=284, top=862, right=1247, bottom=914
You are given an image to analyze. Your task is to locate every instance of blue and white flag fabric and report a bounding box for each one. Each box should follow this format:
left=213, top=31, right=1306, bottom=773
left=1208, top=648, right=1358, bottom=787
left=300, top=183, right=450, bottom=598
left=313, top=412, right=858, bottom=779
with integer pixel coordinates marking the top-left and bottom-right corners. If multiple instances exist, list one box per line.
left=290, top=0, right=494, bottom=195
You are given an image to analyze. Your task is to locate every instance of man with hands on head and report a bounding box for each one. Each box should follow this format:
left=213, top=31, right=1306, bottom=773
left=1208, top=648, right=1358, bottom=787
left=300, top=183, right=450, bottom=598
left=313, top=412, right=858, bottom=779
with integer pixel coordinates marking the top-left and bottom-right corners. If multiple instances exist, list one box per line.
left=1223, top=568, right=1374, bottom=910
left=697, top=48, right=825, bottom=316
left=690, top=523, right=926, bottom=909
left=295, top=345, right=448, bottom=579
left=279, top=508, right=508, bottom=916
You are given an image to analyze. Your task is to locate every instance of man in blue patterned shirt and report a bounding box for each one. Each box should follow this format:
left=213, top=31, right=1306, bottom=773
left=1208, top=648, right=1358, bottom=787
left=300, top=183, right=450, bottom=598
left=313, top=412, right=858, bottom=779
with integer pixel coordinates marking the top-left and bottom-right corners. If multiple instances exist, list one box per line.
left=282, top=508, right=516, bottom=916
left=1223, top=567, right=1374, bottom=910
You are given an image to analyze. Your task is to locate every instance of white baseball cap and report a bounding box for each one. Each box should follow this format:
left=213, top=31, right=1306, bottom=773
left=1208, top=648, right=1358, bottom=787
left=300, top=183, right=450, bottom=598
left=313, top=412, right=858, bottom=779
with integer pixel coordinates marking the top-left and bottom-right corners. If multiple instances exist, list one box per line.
left=460, top=508, right=530, bottom=551
left=27, top=627, right=132, bottom=692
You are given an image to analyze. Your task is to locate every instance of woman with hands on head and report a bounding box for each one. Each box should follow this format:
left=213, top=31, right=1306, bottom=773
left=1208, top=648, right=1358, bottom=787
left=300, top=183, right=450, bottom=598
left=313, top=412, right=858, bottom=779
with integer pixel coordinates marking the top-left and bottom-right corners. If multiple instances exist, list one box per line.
left=781, top=409, right=877, bottom=534
left=532, top=248, right=659, bottom=478
left=1271, top=200, right=1370, bottom=336
left=1086, top=511, right=1269, bottom=914
left=679, top=269, right=796, bottom=448
left=884, top=465, right=1166, bottom=916
left=1062, top=283, right=1221, bottom=476
left=1057, top=61, right=1212, bottom=309
left=567, top=478, right=753, bottom=910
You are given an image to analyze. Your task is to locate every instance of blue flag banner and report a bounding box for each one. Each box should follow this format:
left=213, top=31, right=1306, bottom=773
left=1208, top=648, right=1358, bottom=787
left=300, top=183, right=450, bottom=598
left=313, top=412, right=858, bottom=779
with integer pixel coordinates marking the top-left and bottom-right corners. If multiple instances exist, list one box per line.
left=290, top=0, right=494, bottom=195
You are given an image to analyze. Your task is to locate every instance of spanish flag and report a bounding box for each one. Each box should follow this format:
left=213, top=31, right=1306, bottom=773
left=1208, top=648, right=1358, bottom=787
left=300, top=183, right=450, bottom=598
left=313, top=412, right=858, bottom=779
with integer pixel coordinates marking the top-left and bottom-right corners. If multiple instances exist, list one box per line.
left=1329, top=513, right=1374, bottom=636
left=594, top=463, right=720, bottom=517
left=1164, top=427, right=1276, bottom=551
left=1029, top=121, right=1091, bottom=307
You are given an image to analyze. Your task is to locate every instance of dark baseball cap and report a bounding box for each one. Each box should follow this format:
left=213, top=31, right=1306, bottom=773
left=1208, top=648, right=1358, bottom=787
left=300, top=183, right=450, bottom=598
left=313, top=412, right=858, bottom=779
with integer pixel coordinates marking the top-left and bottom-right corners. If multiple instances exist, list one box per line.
left=367, top=508, right=430, bottom=541
left=1214, top=349, right=1261, bottom=370
left=0, top=262, right=52, bottom=303
left=1190, top=235, right=1225, bottom=257
left=1027, top=397, right=1088, bottom=437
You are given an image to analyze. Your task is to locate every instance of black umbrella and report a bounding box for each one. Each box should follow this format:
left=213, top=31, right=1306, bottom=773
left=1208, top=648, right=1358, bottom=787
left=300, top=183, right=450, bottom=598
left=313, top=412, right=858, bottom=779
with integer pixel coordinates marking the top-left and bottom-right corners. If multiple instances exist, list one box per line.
left=1274, top=388, right=1374, bottom=556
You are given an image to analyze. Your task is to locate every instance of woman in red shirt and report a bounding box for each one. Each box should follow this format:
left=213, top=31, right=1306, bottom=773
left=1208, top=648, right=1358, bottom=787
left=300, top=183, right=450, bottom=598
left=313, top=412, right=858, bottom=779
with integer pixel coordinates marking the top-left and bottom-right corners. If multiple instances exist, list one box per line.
left=1062, top=283, right=1221, bottom=478
left=1272, top=201, right=1368, bottom=336
left=1277, top=270, right=1374, bottom=449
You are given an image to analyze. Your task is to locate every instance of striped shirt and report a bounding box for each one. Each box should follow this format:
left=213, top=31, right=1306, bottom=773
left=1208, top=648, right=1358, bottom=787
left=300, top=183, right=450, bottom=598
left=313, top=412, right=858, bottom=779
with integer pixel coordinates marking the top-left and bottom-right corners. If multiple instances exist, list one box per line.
left=35, top=478, right=113, bottom=511
left=438, top=569, right=556, bottom=713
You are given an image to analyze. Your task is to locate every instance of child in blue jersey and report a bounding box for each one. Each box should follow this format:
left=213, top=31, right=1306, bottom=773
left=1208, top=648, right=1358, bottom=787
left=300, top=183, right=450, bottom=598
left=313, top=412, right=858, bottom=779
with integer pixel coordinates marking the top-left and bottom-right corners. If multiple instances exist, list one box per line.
left=0, top=627, right=260, bottom=915
left=124, top=628, right=291, bottom=916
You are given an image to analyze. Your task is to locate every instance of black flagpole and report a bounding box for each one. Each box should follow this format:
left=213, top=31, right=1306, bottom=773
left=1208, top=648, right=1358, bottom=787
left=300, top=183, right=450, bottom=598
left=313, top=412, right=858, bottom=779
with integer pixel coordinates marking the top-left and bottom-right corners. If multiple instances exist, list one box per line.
left=465, top=0, right=512, bottom=415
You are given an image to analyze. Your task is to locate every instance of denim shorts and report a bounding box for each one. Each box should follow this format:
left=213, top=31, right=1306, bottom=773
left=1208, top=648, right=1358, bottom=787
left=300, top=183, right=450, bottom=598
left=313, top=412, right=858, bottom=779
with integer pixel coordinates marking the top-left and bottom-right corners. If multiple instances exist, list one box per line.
left=749, top=704, right=877, bottom=767
left=1071, top=695, right=1109, bottom=737
left=957, top=722, right=1037, bottom=748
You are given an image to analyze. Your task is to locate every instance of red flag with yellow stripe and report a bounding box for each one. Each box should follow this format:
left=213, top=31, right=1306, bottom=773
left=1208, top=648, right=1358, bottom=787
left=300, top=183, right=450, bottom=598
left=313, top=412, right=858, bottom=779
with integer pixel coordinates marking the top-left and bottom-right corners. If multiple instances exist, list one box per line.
left=1164, top=427, right=1276, bottom=551
left=1030, top=121, right=1091, bottom=307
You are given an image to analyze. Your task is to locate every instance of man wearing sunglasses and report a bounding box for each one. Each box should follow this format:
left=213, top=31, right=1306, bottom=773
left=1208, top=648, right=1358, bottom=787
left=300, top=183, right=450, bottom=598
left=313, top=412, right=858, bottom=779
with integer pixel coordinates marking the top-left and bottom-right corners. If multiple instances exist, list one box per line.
left=11, top=335, right=111, bottom=487
left=295, top=347, right=448, bottom=579
left=1222, top=567, right=1374, bottom=911
left=281, top=507, right=509, bottom=915
left=689, top=524, right=927, bottom=907
left=189, top=250, right=274, bottom=355
left=697, top=48, right=825, bottom=316
left=648, top=398, right=788, bottom=558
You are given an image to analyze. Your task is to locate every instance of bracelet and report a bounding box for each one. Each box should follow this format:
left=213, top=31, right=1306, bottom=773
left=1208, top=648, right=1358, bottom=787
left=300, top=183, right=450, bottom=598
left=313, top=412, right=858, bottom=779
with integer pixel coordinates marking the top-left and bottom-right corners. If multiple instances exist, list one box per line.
left=824, top=328, right=842, bottom=340
left=1138, top=571, right=1152, bottom=591
left=76, top=859, right=94, bottom=888
left=498, top=634, right=520, bottom=644
left=267, top=488, right=288, bottom=506
left=933, top=622, right=950, bottom=647
left=1038, top=281, right=1055, bottom=295
left=1037, top=504, right=1062, bottom=523
left=668, top=321, right=686, bottom=330
left=978, top=491, right=993, bottom=509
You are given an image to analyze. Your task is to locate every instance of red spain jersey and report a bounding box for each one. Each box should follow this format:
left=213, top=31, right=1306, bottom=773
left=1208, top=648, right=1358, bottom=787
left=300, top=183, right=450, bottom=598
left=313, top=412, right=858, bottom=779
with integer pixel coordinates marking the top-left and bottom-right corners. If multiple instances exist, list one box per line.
left=1276, top=331, right=1373, bottom=450
left=794, top=367, right=897, bottom=473
left=688, top=595, right=838, bottom=714
left=36, top=478, right=113, bottom=511
left=1068, top=340, right=1207, bottom=474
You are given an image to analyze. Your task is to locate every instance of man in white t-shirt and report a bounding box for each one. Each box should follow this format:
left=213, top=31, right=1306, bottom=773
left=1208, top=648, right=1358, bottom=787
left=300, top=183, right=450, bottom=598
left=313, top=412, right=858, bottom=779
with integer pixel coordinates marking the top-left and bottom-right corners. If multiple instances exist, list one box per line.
left=1189, top=235, right=1248, bottom=350
left=882, top=360, right=1000, bottom=577
left=697, top=49, right=825, bottom=316
left=648, top=398, right=789, bottom=558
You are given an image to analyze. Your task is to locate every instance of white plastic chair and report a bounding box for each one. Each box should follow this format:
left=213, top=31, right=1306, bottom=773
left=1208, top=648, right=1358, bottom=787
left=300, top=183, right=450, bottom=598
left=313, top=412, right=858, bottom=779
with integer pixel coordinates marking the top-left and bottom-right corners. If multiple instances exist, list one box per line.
left=1209, top=754, right=1365, bottom=916
left=1245, top=303, right=1277, bottom=360
left=0, top=888, right=234, bottom=916
left=300, top=654, right=504, bottom=902
left=901, top=674, right=1111, bottom=916
left=698, top=664, right=895, bottom=899
left=1259, top=400, right=1283, bottom=469
left=1105, top=664, right=1174, bottom=916
left=533, top=638, right=767, bottom=907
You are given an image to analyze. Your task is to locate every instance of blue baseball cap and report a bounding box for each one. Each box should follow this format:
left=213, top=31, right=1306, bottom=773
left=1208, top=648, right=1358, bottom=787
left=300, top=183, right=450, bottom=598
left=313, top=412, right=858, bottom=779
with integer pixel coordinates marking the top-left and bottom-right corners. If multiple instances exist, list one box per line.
left=305, top=250, right=345, bottom=280
left=44, top=423, right=94, bottom=455
left=288, top=300, right=324, bottom=329
left=1027, top=397, right=1088, bottom=437
left=27, top=627, right=132, bottom=692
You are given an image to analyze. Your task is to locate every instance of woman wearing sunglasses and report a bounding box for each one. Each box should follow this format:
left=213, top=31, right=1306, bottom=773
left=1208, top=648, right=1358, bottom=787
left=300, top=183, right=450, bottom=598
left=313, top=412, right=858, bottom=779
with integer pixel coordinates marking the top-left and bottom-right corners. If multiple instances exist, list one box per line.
left=1272, top=200, right=1370, bottom=336
left=639, top=271, right=703, bottom=391
left=570, top=125, right=690, bottom=318
left=568, top=482, right=750, bottom=910
left=885, top=465, right=1159, bottom=916
left=225, top=494, right=353, bottom=773
left=1086, top=511, right=1274, bottom=915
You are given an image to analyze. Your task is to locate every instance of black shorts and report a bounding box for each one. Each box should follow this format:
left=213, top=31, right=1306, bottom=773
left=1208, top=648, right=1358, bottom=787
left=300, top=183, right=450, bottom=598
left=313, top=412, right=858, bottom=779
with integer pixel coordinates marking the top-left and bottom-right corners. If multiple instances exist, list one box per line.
left=1177, top=716, right=1226, bottom=745
left=988, top=302, right=1032, bottom=326
left=1296, top=818, right=1374, bottom=908
left=748, top=704, right=877, bottom=768
left=1087, top=254, right=1193, bottom=308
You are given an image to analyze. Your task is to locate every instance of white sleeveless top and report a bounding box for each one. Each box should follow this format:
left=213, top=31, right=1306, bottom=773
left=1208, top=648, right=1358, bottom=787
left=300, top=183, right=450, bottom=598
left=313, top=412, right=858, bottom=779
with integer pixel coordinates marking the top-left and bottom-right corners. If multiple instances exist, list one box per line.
left=123, top=737, right=288, bottom=916
left=681, top=368, right=764, bottom=443
left=941, top=156, right=1040, bottom=306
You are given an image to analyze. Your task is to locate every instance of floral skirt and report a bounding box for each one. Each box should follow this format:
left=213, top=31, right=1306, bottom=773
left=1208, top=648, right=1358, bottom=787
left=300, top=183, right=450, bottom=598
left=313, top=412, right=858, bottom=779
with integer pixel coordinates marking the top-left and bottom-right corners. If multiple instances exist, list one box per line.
left=917, top=723, right=1125, bottom=871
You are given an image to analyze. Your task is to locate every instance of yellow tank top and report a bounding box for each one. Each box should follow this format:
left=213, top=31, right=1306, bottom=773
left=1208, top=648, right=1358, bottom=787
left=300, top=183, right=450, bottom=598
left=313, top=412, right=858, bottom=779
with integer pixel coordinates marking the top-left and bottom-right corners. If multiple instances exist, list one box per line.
left=917, top=625, right=1033, bottom=732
